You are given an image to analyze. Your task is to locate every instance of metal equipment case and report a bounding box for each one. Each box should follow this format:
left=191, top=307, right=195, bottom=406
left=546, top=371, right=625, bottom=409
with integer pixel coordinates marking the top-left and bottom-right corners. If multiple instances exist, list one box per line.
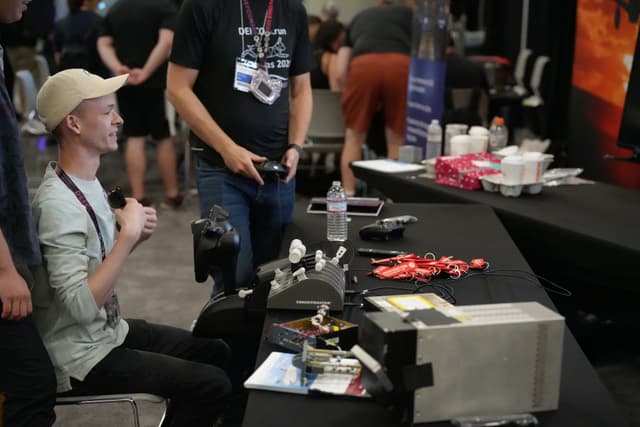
left=360, top=301, right=564, bottom=423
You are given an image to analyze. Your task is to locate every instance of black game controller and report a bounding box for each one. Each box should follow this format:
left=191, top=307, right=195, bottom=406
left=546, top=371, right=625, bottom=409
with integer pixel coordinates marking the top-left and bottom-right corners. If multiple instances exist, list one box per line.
left=359, top=221, right=406, bottom=241
left=255, top=160, right=289, bottom=179
left=107, top=186, right=126, bottom=209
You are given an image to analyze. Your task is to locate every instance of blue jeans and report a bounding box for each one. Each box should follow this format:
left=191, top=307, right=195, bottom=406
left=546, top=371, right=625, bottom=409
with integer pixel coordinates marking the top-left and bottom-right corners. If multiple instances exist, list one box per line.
left=195, top=158, right=295, bottom=292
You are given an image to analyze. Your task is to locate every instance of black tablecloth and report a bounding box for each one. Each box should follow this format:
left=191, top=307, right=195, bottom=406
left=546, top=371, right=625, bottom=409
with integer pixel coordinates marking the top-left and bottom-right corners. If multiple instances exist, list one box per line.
left=242, top=203, right=628, bottom=427
left=351, top=165, right=640, bottom=294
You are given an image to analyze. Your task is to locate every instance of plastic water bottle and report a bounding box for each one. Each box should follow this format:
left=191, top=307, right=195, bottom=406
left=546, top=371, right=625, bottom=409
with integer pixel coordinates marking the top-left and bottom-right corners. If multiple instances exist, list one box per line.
left=426, top=119, right=443, bottom=159
left=326, top=181, right=347, bottom=241
left=488, top=116, right=509, bottom=153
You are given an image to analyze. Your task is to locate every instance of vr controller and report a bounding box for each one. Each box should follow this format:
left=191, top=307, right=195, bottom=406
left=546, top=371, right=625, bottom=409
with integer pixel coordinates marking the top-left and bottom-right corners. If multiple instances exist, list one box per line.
left=255, top=160, right=289, bottom=179
left=107, top=186, right=127, bottom=209
left=191, top=205, right=240, bottom=296
left=359, top=215, right=418, bottom=241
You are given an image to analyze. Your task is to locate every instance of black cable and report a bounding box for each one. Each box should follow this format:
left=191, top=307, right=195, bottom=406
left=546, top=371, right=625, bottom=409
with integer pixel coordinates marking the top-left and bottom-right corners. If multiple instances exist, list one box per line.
left=451, top=268, right=572, bottom=297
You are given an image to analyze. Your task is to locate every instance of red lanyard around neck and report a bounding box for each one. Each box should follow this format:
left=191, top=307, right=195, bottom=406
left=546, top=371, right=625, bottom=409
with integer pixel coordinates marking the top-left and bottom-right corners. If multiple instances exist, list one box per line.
left=242, top=0, right=275, bottom=66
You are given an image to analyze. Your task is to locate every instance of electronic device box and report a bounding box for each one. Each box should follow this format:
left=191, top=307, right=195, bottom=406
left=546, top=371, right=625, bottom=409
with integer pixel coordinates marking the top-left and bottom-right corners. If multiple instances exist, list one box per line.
left=358, top=298, right=564, bottom=423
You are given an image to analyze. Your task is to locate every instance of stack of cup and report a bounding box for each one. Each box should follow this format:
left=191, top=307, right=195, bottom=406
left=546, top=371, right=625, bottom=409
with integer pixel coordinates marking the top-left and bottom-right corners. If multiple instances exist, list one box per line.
left=450, top=134, right=472, bottom=156
left=444, top=124, right=469, bottom=155
left=501, top=155, right=524, bottom=185
left=468, top=126, right=489, bottom=153
left=522, top=152, right=543, bottom=183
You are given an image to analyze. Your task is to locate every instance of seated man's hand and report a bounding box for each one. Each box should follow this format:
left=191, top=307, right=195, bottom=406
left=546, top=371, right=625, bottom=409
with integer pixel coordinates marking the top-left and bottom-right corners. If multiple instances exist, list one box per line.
left=0, top=268, right=33, bottom=320
left=115, top=198, right=148, bottom=244
left=139, top=206, right=158, bottom=242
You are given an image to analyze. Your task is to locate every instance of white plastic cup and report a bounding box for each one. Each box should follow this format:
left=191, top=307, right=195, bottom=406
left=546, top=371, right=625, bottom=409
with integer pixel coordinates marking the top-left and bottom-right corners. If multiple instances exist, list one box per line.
left=501, top=155, right=524, bottom=185
left=469, top=135, right=488, bottom=153
left=522, top=152, right=543, bottom=183
left=468, top=126, right=490, bottom=137
left=444, top=124, right=468, bottom=155
left=450, top=134, right=472, bottom=156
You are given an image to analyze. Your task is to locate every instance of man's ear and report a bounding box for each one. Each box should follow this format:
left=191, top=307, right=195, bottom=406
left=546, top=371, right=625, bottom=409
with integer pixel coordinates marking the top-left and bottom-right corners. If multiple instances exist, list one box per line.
left=62, top=114, right=82, bottom=135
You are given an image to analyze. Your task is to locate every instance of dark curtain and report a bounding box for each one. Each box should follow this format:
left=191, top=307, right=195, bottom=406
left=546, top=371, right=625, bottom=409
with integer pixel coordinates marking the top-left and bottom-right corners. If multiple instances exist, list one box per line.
left=482, top=0, right=523, bottom=63
left=481, top=0, right=576, bottom=160
left=526, top=0, right=577, bottom=161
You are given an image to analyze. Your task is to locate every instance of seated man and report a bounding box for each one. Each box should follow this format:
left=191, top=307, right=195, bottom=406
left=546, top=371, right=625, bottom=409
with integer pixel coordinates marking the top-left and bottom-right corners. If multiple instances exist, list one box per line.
left=31, top=69, right=232, bottom=427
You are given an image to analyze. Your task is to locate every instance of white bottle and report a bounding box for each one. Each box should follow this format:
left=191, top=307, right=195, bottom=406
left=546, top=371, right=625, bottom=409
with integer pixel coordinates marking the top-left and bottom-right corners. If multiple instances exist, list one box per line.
left=326, top=181, right=347, bottom=241
left=488, top=116, right=509, bottom=153
left=426, top=119, right=443, bottom=159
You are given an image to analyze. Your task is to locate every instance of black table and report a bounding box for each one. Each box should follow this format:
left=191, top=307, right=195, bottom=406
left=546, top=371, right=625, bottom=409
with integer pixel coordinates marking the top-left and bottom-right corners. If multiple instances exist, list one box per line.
left=351, top=164, right=640, bottom=298
left=242, top=203, right=628, bottom=427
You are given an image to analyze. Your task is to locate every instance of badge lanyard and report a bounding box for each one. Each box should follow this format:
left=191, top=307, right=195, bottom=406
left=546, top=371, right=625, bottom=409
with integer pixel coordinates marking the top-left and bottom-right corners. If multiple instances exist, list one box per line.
left=54, top=164, right=120, bottom=329
left=55, top=165, right=107, bottom=261
left=240, top=0, right=274, bottom=70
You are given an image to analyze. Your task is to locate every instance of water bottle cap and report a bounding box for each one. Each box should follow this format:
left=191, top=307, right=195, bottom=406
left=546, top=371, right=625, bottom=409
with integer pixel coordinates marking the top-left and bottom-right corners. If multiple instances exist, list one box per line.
left=331, top=181, right=341, bottom=186
left=431, top=119, right=439, bottom=124
left=493, top=117, right=505, bottom=125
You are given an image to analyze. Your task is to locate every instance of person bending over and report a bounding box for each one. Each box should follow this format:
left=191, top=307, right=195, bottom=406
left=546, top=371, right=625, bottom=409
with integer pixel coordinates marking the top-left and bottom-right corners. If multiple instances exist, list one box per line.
left=31, top=69, right=232, bottom=427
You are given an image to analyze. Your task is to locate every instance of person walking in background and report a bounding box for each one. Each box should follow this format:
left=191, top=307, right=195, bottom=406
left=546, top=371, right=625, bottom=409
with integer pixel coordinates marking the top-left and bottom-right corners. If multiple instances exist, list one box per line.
left=97, top=0, right=182, bottom=208
left=336, top=0, right=414, bottom=196
left=0, top=0, right=57, bottom=425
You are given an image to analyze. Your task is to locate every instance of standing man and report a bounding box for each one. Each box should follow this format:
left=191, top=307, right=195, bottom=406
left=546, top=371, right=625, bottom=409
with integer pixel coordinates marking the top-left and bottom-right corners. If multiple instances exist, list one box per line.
left=97, top=0, right=182, bottom=208
left=0, top=0, right=57, bottom=425
left=167, top=0, right=313, bottom=291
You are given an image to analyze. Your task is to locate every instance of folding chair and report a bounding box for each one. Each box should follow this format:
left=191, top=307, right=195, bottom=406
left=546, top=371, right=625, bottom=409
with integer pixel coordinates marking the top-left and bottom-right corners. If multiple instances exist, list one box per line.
left=56, top=393, right=166, bottom=427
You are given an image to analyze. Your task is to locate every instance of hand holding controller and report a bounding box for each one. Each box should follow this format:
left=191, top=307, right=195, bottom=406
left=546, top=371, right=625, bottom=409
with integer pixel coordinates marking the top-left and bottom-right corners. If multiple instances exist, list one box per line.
left=255, top=160, right=289, bottom=179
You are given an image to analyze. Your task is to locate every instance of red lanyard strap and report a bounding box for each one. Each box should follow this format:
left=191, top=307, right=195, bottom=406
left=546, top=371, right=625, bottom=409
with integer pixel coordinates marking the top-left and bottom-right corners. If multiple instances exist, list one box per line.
left=241, top=0, right=274, bottom=65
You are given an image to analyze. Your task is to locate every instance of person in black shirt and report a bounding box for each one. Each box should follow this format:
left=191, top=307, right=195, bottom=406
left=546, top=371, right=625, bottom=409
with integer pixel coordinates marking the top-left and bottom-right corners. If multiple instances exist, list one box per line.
left=167, top=0, right=312, bottom=291
left=443, top=42, right=490, bottom=127
left=54, top=0, right=107, bottom=77
left=0, top=2, right=57, bottom=426
left=310, top=20, right=344, bottom=90
left=97, top=0, right=182, bottom=208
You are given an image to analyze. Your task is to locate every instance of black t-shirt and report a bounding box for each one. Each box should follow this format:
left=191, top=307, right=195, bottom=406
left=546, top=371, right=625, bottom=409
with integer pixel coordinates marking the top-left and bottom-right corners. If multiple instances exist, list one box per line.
left=310, top=51, right=329, bottom=89
left=100, top=0, right=176, bottom=88
left=345, top=5, right=412, bottom=59
left=445, top=53, right=489, bottom=90
left=54, top=11, right=108, bottom=77
left=170, top=0, right=312, bottom=166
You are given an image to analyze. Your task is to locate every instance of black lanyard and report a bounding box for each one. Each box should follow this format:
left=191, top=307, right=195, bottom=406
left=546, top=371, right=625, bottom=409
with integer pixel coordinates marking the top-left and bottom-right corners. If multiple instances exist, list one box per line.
left=54, top=164, right=107, bottom=261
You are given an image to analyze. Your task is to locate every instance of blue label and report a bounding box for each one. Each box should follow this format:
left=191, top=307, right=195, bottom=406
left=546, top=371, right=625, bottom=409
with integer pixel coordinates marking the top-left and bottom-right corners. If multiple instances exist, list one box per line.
left=404, top=58, right=446, bottom=157
left=237, top=71, right=253, bottom=84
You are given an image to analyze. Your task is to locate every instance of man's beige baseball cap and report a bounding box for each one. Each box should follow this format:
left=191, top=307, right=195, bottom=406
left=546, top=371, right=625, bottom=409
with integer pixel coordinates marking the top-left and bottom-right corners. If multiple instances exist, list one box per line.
left=37, top=69, right=128, bottom=132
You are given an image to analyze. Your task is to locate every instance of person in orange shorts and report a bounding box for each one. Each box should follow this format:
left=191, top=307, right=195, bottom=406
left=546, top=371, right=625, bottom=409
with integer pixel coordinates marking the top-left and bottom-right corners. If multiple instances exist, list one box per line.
left=336, top=0, right=414, bottom=195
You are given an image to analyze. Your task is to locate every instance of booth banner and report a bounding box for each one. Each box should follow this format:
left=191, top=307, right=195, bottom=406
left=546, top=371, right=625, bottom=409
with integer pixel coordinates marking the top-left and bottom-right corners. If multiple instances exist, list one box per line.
left=404, top=58, right=446, bottom=154
left=404, top=0, right=449, bottom=156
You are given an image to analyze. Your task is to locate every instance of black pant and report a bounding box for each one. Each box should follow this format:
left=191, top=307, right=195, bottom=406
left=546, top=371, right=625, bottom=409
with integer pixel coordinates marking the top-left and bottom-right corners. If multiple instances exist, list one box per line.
left=67, top=319, right=232, bottom=427
left=0, top=301, right=57, bottom=427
